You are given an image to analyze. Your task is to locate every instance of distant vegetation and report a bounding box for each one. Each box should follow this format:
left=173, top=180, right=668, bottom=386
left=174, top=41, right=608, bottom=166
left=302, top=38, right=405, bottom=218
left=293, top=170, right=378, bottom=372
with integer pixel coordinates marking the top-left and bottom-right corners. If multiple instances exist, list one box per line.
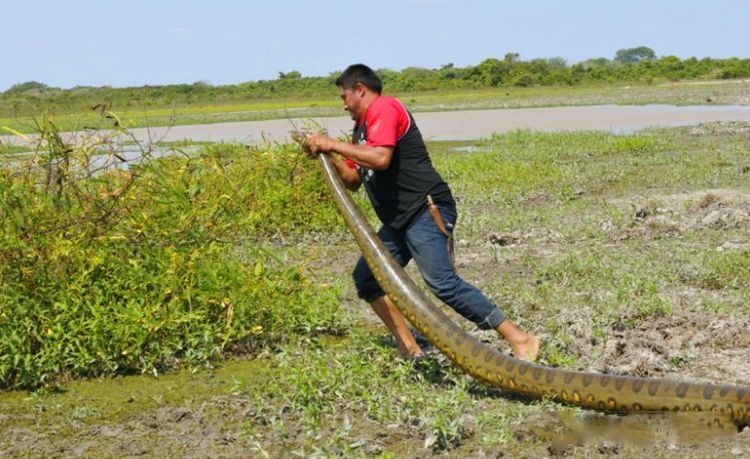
left=2, top=47, right=749, bottom=118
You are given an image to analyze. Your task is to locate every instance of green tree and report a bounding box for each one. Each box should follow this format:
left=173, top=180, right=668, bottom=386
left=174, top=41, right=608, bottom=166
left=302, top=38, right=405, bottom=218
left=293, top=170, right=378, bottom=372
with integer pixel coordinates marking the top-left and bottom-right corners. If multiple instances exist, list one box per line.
left=5, top=81, right=52, bottom=94
left=545, top=57, right=567, bottom=69
left=474, top=58, right=508, bottom=86
left=504, top=52, right=520, bottom=64
left=438, top=62, right=458, bottom=80
left=614, top=46, right=657, bottom=64
left=511, top=73, right=534, bottom=87
left=278, top=70, right=302, bottom=80
left=580, top=57, right=611, bottom=70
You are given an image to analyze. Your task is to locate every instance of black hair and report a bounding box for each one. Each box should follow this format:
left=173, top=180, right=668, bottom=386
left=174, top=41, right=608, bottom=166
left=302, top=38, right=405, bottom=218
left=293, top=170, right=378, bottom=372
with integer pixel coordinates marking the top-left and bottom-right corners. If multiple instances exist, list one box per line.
left=334, top=64, right=383, bottom=94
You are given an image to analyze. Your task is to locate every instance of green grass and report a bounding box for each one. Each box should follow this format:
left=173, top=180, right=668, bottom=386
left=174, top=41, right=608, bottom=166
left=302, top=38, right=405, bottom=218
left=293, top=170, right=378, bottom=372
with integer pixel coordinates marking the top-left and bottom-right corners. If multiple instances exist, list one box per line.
left=426, top=126, right=749, bottom=371
left=0, top=327, right=554, bottom=457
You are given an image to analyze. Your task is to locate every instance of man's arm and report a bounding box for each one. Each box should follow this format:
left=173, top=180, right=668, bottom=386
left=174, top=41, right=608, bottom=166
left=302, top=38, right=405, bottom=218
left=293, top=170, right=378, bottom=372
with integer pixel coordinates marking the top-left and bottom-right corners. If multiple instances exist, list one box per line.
left=306, top=134, right=394, bottom=171
left=332, top=155, right=362, bottom=191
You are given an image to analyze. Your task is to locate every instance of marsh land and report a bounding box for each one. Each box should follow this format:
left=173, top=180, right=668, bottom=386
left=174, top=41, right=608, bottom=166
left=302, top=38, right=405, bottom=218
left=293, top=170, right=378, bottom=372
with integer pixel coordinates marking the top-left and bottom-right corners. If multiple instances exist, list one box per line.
left=2, top=113, right=749, bottom=456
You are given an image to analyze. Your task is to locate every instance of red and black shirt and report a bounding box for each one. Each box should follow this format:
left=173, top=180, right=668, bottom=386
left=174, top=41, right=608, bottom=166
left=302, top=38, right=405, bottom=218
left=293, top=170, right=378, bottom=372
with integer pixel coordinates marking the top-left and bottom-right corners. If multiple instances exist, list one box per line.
left=350, top=96, right=455, bottom=231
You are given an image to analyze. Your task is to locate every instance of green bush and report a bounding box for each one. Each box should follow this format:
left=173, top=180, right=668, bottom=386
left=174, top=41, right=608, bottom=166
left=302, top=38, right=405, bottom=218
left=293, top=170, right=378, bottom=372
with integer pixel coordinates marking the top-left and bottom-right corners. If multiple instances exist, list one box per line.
left=511, top=73, right=534, bottom=87
left=0, top=119, right=344, bottom=388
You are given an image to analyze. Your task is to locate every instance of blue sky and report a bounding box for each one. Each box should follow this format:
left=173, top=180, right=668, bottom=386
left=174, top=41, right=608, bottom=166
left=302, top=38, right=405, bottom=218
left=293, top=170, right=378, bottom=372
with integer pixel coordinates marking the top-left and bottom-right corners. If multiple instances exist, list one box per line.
left=1, top=0, right=748, bottom=91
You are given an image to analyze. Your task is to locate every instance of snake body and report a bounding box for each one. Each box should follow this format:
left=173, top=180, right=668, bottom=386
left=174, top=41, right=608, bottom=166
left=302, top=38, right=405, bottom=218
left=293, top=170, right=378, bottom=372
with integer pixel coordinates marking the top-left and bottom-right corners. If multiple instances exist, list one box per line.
left=317, top=154, right=750, bottom=426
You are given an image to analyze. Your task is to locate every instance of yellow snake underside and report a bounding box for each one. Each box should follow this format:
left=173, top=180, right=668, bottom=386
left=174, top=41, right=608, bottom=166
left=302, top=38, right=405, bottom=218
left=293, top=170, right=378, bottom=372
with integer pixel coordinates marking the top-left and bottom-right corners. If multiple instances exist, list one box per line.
left=316, top=154, right=750, bottom=426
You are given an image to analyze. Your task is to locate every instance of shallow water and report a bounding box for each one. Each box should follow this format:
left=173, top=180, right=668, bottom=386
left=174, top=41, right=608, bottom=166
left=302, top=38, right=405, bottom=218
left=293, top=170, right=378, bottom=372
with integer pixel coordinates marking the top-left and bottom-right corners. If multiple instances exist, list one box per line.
left=1, top=144, right=197, bottom=174
left=3, top=104, right=750, bottom=147
left=135, top=104, right=750, bottom=143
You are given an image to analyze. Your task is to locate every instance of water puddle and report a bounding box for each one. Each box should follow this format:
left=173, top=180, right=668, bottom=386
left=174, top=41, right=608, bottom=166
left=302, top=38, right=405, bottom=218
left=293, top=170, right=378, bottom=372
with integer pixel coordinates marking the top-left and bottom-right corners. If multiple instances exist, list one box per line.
left=3, top=104, right=750, bottom=146
left=539, top=411, right=745, bottom=453
left=1, top=144, right=199, bottom=174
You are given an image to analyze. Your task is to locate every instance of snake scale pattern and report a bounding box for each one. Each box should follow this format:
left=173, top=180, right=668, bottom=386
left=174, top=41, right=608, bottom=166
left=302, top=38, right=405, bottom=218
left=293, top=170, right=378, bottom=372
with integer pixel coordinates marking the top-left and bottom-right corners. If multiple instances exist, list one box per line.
left=317, top=154, right=750, bottom=426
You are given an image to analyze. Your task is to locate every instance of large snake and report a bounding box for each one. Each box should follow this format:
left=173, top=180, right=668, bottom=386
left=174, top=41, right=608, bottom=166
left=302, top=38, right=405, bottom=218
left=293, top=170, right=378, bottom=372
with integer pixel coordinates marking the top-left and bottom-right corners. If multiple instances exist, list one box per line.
left=316, top=153, right=750, bottom=426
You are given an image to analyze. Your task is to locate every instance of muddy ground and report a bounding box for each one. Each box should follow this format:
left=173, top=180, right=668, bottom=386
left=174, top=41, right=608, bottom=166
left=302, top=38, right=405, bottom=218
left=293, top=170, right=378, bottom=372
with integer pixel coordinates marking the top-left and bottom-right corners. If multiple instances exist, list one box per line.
left=2, top=213, right=749, bottom=457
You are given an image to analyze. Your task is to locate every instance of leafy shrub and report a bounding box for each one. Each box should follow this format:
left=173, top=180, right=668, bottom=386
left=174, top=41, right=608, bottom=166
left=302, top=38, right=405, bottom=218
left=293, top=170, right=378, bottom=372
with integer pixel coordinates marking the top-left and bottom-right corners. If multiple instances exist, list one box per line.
left=0, top=117, right=344, bottom=388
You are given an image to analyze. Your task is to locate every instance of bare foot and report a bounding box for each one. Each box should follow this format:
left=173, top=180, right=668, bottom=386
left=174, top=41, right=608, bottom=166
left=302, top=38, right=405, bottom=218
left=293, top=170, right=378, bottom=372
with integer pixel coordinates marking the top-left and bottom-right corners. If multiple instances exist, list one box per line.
left=509, top=335, right=540, bottom=362
left=370, top=295, right=425, bottom=360
left=397, top=344, right=424, bottom=360
left=495, top=320, right=540, bottom=362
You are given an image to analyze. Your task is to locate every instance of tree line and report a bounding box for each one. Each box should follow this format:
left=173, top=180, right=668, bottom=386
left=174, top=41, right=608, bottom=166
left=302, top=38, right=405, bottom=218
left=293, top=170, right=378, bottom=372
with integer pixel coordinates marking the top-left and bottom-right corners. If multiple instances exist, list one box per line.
left=2, top=47, right=749, bottom=117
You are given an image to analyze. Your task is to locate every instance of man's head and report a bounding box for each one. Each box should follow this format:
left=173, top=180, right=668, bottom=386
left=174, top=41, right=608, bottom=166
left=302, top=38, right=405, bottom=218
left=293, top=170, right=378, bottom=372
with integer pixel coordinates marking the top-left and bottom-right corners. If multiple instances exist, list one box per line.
left=335, top=64, right=382, bottom=121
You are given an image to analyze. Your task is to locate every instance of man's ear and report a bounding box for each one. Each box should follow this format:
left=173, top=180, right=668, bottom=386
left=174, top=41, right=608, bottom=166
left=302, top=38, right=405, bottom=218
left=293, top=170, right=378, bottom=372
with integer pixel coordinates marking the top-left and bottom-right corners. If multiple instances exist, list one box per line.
left=354, top=82, right=367, bottom=97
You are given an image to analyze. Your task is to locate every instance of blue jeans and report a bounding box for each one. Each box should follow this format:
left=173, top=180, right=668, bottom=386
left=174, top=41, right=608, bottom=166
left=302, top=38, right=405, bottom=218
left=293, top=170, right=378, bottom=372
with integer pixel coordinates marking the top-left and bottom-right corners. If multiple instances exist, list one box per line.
left=352, top=206, right=507, bottom=330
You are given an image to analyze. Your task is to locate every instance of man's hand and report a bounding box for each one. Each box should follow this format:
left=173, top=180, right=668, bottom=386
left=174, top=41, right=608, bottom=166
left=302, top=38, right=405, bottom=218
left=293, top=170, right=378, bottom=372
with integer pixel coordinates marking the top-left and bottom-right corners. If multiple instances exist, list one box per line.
left=300, top=132, right=393, bottom=171
left=305, top=133, right=336, bottom=158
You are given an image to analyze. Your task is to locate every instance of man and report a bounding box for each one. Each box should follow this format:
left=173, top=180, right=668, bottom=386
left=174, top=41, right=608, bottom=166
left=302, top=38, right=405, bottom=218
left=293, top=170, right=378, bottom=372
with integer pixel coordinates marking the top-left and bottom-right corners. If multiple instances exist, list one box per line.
left=305, top=64, right=539, bottom=361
